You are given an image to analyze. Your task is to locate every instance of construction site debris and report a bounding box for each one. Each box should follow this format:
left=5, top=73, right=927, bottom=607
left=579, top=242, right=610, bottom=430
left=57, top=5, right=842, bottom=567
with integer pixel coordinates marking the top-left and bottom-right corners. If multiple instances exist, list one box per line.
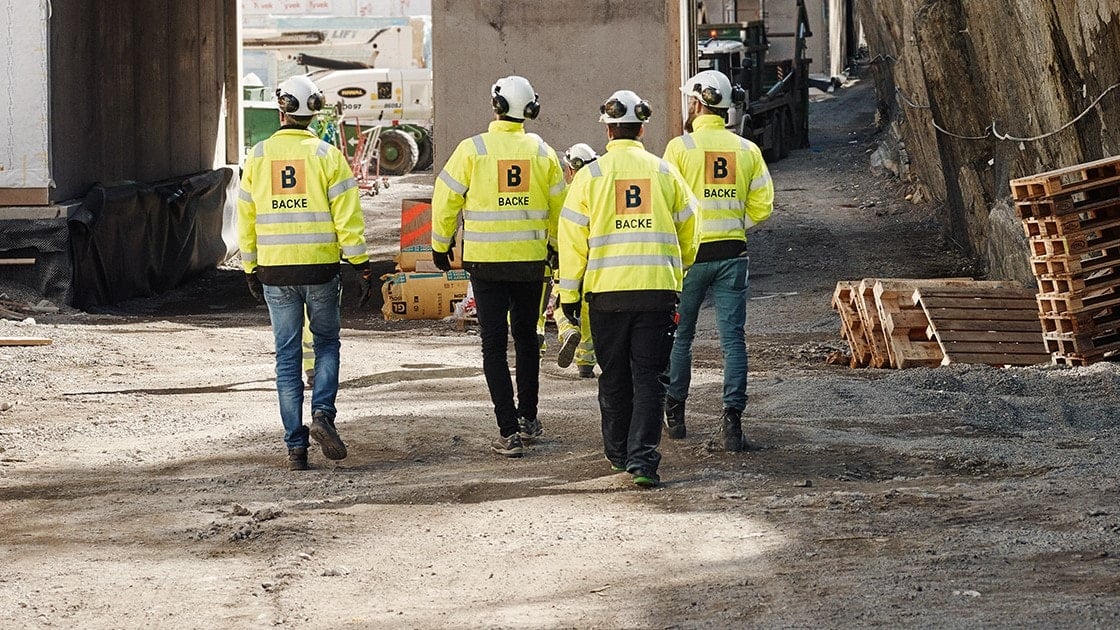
left=831, top=278, right=1044, bottom=368
left=1011, top=155, right=1120, bottom=366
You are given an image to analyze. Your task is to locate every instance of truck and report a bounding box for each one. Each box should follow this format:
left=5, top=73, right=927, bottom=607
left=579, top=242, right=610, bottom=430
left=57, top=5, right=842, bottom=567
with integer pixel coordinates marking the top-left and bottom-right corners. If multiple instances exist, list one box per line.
left=697, top=0, right=811, bottom=160
left=306, top=62, right=434, bottom=176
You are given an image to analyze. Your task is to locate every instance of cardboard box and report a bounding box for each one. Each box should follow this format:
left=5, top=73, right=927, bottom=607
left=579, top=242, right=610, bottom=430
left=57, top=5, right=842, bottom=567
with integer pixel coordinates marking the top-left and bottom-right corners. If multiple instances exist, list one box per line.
left=381, top=270, right=471, bottom=321
left=397, top=198, right=462, bottom=271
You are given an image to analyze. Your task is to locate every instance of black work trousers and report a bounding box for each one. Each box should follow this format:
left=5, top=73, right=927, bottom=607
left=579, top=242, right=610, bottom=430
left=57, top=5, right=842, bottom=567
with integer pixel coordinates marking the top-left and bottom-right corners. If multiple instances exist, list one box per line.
left=471, top=277, right=544, bottom=437
left=589, top=309, right=676, bottom=474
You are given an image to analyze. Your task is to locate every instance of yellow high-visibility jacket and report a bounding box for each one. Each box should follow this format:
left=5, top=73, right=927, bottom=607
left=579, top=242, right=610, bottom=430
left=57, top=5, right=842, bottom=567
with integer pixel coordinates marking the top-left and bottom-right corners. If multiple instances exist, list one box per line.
left=432, top=120, right=565, bottom=280
left=557, top=138, right=699, bottom=306
left=238, top=128, right=368, bottom=280
left=663, top=114, right=773, bottom=260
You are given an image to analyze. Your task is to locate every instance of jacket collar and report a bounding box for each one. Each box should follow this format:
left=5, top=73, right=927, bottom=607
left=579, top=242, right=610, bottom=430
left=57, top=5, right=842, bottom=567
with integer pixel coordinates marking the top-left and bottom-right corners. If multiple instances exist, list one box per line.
left=690, top=114, right=727, bottom=131
left=605, top=138, right=645, bottom=152
left=488, top=119, right=526, bottom=133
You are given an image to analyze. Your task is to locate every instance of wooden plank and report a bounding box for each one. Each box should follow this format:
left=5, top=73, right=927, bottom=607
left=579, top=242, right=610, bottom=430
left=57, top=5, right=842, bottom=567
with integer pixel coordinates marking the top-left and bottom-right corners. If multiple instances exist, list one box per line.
left=934, top=330, right=1045, bottom=343
left=929, top=318, right=1048, bottom=333
left=0, top=188, right=50, bottom=206
left=940, top=340, right=1048, bottom=355
left=134, top=0, right=171, bottom=181
left=893, top=343, right=944, bottom=369
left=0, top=259, right=36, bottom=265
left=0, top=337, right=52, bottom=346
left=922, top=307, right=1042, bottom=321
left=911, top=293, right=1039, bottom=311
left=941, top=352, right=1051, bottom=367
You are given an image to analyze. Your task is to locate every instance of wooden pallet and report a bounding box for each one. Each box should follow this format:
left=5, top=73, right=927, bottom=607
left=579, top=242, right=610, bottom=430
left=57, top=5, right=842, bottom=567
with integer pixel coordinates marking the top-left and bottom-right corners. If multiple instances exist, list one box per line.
left=831, top=281, right=871, bottom=367
left=1030, top=245, right=1120, bottom=277
left=1015, top=187, right=1120, bottom=220
left=1043, top=328, right=1120, bottom=359
left=1010, top=155, right=1120, bottom=201
left=872, top=278, right=985, bottom=369
left=1021, top=201, right=1120, bottom=238
left=913, top=287, right=1050, bottom=366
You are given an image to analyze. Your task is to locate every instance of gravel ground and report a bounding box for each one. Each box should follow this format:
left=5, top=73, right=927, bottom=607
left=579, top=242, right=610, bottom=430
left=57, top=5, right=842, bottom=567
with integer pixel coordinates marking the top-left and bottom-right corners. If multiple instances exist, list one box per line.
left=1, top=78, right=1118, bottom=628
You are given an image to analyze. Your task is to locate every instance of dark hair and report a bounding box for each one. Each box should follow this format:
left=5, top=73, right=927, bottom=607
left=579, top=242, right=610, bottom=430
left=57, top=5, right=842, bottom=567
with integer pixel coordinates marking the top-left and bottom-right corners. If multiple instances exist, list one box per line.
left=286, top=114, right=314, bottom=128
left=607, top=123, right=643, bottom=140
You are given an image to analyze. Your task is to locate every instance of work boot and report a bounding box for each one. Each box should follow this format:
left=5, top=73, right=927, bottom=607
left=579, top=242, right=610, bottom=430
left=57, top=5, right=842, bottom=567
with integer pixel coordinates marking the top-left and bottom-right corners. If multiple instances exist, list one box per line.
left=663, top=396, right=686, bottom=439
left=517, top=416, right=543, bottom=441
left=578, top=365, right=596, bottom=378
left=304, top=368, right=316, bottom=390
left=310, top=410, right=348, bottom=460
left=556, top=330, right=580, bottom=368
left=491, top=432, right=525, bottom=458
left=288, top=447, right=309, bottom=471
left=721, top=407, right=744, bottom=453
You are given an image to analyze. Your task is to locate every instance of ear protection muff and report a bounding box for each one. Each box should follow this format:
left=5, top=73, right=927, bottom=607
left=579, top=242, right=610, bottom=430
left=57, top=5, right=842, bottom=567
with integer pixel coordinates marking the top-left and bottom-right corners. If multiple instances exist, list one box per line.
left=731, top=84, right=747, bottom=105
left=695, top=83, right=723, bottom=108
left=634, top=99, right=652, bottom=121
left=523, top=94, right=540, bottom=120
left=566, top=154, right=596, bottom=170
left=277, top=88, right=299, bottom=113
left=491, top=89, right=510, bottom=116
left=306, top=91, right=324, bottom=112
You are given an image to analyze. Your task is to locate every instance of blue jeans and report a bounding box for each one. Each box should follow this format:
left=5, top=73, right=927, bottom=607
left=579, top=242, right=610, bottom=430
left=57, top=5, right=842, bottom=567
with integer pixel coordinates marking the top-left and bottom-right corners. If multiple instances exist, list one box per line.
left=263, top=276, right=342, bottom=449
left=667, top=256, right=749, bottom=411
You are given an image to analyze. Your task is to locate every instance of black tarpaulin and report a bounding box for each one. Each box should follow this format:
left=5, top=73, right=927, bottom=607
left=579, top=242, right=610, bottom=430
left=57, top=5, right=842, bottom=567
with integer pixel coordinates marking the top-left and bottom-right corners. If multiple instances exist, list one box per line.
left=68, top=168, right=233, bottom=309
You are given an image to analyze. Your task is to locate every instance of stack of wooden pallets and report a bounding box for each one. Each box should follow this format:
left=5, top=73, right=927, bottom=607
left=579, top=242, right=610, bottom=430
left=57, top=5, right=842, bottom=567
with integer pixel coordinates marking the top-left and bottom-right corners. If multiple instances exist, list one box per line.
left=1011, top=155, right=1120, bottom=366
left=831, top=278, right=1050, bottom=368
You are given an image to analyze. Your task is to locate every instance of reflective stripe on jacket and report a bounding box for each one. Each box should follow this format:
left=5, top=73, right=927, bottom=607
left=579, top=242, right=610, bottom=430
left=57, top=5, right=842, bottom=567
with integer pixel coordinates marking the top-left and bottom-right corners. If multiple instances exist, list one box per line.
left=431, top=120, right=566, bottom=265
left=557, top=138, right=699, bottom=304
left=663, top=114, right=774, bottom=245
left=237, top=128, right=368, bottom=273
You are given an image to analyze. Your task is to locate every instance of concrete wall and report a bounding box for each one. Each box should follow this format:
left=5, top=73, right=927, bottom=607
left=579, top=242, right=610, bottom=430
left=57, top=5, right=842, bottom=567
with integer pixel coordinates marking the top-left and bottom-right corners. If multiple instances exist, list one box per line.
left=431, top=1, right=689, bottom=171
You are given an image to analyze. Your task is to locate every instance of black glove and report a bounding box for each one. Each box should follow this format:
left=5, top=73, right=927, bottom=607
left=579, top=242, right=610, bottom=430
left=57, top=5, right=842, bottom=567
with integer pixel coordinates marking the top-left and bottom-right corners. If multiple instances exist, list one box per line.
left=357, top=265, right=373, bottom=307
left=432, top=249, right=452, bottom=272
left=246, top=272, right=264, bottom=303
left=561, top=301, right=581, bottom=325
left=448, top=233, right=457, bottom=262
left=546, top=244, right=559, bottom=271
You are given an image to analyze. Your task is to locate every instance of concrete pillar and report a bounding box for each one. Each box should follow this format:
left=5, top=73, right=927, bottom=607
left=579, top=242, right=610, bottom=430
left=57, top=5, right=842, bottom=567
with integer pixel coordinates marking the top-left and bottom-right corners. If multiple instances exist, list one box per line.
left=432, top=1, right=689, bottom=170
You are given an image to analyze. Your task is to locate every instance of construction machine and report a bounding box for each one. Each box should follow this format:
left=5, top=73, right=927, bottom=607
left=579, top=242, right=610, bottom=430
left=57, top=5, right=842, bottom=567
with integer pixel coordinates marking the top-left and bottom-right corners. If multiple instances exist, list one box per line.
left=697, top=0, right=812, bottom=160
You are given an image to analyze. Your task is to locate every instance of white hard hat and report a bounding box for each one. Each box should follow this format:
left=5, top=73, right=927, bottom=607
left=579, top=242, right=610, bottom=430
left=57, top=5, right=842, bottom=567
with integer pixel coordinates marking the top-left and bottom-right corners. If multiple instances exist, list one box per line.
left=599, top=89, right=651, bottom=124
left=491, top=75, right=540, bottom=120
left=564, top=143, right=599, bottom=170
left=681, top=70, right=739, bottom=109
left=276, top=75, right=325, bottom=116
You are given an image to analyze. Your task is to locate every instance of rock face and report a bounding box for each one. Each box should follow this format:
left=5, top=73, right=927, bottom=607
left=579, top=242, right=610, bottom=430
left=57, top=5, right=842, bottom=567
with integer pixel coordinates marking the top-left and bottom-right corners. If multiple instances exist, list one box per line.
left=857, top=0, right=1120, bottom=282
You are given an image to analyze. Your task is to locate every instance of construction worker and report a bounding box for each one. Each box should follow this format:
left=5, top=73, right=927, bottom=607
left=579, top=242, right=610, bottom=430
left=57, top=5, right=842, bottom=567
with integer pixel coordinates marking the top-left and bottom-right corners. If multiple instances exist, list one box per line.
left=662, top=70, right=774, bottom=451
left=557, top=90, right=699, bottom=487
left=431, top=75, right=566, bottom=458
left=238, top=74, right=372, bottom=471
left=554, top=143, right=599, bottom=378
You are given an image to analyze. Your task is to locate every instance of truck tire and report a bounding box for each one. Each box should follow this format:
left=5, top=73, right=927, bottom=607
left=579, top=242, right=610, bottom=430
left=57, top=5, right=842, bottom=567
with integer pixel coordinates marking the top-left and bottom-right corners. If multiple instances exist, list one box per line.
left=378, top=128, right=419, bottom=176
left=778, top=108, right=792, bottom=160
left=761, top=113, right=781, bottom=162
left=415, top=131, right=434, bottom=171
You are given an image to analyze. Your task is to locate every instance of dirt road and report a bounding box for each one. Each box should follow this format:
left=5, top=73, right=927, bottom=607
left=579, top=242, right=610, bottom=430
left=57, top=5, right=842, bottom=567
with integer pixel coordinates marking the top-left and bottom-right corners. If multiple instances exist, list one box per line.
left=2, top=79, right=1118, bottom=628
